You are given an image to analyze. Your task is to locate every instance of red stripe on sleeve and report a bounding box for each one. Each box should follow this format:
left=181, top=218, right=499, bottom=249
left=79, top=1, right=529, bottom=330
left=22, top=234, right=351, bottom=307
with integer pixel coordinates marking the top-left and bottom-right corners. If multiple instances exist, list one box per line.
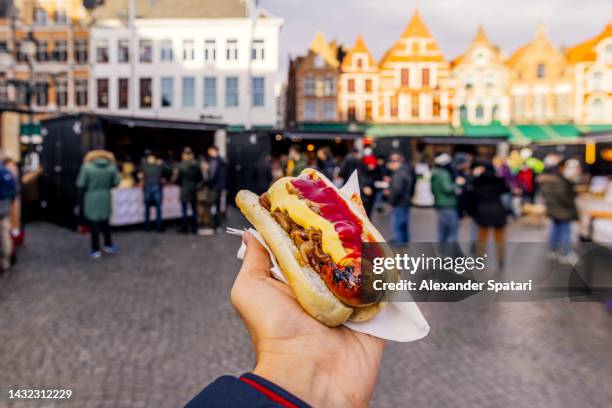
left=240, top=376, right=299, bottom=408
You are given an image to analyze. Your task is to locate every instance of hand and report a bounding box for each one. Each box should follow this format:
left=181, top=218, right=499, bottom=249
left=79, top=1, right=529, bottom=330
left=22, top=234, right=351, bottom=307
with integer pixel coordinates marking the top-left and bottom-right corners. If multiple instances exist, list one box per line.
left=231, top=232, right=384, bottom=407
left=363, top=186, right=373, bottom=196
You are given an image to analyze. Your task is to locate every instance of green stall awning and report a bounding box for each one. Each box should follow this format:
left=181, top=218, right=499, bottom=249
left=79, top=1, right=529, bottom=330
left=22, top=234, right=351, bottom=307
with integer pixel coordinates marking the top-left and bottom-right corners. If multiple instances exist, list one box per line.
left=456, top=121, right=509, bottom=138
left=365, top=124, right=453, bottom=137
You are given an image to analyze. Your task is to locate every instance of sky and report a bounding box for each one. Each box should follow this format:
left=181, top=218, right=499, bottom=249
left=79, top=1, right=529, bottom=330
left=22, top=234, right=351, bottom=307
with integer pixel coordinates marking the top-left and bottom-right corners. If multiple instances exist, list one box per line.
left=262, top=0, right=612, bottom=77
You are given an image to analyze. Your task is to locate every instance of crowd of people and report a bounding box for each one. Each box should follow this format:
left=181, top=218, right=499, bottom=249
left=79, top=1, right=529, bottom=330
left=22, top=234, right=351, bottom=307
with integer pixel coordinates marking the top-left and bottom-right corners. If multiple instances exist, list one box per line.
left=76, top=146, right=227, bottom=259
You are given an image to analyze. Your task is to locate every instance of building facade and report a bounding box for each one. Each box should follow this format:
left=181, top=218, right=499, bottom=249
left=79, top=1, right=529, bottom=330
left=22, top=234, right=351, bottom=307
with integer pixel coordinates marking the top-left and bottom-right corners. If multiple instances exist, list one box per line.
left=338, top=35, right=378, bottom=122
left=451, top=26, right=510, bottom=126
left=375, top=8, right=451, bottom=123
left=508, top=26, right=573, bottom=123
left=0, top=0, right=90, bottom=114
left=90, top=0, right=283, bottom=127
left=567, top=24, right=612, bottom=124
left=285, top=32, right=342, bottom=127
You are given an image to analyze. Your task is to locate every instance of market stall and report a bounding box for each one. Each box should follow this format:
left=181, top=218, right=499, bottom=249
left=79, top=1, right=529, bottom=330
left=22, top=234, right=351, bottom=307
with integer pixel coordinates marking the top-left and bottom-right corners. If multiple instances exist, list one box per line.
left=109, top=185, right=185, bottom=226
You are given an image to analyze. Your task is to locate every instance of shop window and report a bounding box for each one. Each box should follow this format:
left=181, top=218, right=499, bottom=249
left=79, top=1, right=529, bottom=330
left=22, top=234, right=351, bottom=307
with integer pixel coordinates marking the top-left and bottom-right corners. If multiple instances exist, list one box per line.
left=96, top=79, right=109, bottom=108
left=140, top=78, right=152, bottom=108
left=118, top=78, right=129, bottom=109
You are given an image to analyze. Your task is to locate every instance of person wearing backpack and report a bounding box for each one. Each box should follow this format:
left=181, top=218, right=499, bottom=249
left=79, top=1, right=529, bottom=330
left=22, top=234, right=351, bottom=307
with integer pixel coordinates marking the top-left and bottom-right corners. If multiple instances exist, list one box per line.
left=0, top=150, right=18, bottom=275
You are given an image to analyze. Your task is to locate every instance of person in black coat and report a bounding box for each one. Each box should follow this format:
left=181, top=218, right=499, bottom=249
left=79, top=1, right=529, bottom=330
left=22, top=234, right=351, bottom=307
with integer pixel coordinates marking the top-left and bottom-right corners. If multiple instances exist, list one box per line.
left=199, top=146, right=227, bottom=235
left=360, top=155, right=382, bottom=217
left=470, top=162, right=509, bottom=268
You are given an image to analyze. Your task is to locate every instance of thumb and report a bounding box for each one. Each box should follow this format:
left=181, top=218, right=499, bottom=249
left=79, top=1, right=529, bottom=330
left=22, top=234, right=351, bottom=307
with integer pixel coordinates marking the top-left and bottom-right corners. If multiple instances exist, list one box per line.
left=239, top=231, right=271, bottom=279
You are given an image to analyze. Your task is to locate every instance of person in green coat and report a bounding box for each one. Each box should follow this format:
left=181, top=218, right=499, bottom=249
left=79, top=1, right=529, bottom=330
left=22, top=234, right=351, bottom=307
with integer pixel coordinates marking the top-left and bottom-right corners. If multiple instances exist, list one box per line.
left=76, top=149, right=120, bottom=258
left=430, top=153, right=459, bottom=243
left=175, top=147, right=203, bottom=233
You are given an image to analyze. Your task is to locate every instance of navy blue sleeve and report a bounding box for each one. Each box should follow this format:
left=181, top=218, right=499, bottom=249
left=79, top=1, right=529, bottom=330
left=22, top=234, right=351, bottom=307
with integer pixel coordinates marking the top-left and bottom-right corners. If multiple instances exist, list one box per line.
left=184, top=373, right=311, bottom=408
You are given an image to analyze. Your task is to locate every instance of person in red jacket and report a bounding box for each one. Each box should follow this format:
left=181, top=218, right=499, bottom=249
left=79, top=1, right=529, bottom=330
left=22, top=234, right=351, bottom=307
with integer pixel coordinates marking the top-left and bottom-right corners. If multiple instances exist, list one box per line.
left=184, top=232, right=384, bottom=407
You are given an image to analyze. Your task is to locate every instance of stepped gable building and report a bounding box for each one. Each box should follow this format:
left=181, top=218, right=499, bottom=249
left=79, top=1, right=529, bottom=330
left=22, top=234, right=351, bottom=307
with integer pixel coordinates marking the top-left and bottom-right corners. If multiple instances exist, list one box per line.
left=451, top=26, right=510, bottom=126
left=375, top=7, right=451, bottom=123
left=285, top=32, right=342, bottom=127
left=338, top=35, right=378, bottom=122
left=567, top=24, right=612, bottom=124
left=507, top=26, right=573, bottom=123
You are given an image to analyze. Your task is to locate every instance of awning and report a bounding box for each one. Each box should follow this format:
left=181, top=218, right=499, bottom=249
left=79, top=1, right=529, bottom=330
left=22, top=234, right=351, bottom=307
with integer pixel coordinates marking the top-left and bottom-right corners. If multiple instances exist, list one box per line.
left=509, top=124, right=581, bottom=144
left=100, top=114, right=225, bottom=131
left=455, top=121, right=509, bottom=138
left=283, top=131, right=362, bottom=140
left=365, top=124, right=453, bottom=137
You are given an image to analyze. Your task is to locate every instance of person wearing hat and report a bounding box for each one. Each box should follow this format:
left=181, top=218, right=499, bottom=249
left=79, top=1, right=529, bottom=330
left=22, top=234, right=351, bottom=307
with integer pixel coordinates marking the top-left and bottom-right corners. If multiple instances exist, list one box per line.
left=175, top=147, right=203, bottom=234
left=431, top=153, right=459, bottom=243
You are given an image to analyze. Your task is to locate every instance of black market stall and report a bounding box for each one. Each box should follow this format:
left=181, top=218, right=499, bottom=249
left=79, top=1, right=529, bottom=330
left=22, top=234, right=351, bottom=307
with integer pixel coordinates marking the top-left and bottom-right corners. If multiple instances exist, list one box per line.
left=39, top=113, right=224, bottom=227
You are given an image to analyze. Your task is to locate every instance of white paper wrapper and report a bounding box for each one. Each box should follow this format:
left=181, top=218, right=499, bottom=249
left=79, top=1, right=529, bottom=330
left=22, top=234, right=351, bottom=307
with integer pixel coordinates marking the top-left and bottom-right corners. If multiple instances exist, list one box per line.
left=229, top=171, right=430, bottom=342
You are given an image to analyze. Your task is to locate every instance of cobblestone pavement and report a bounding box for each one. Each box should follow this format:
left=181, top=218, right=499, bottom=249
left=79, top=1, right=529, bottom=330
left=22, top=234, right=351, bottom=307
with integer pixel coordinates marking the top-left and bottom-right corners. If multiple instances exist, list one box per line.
left=0, top=208, right=611, bottom=408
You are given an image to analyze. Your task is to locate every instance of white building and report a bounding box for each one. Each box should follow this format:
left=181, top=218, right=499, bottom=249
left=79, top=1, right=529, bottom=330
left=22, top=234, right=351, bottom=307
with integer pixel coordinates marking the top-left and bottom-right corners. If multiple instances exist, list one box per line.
left=89, top=0, right=283, bottom=128
left=451, top=26, right=511, bottom=126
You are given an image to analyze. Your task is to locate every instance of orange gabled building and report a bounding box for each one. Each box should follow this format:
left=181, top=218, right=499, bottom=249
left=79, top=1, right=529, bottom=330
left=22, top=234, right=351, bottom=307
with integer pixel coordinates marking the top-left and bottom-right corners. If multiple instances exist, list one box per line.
left=338, top=36, right=378, bottom=122
left=376, top=8, right=451, bottom=123
left=567, top=24, right=612, bottom=124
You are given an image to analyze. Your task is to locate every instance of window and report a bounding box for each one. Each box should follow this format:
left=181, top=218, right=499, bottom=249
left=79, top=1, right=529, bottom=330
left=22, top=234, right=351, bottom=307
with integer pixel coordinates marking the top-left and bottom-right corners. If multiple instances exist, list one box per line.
left=433, top=95, right=441, bottom=117
left=304, top=100, right=316, bottom=120
left=139, top=39, right=153, bottom=63
left=347, top=101, right=356, bottom=121
left=251, top=77, right=265, bottom=107
left=0, top=80, right=7, bottom=103
left=533, top=94, right=546, bottom=117
left=313, top=55, right=324, bottom=68
left=475, top=51, right=486, bottom=64
left=160, top=77, right=173, bottom=107
left=204, top=40, right=216, bottom=62
left=323, top=101, right=336, bottom=120
left=140, top=78, right=152, bottom=108
left=34, top=7, right=48, bottom=25
left=0, top=41, right=7, bottom=53
left=475, top=104, right=484, bottom=119
left=555, top=94, right=569, bottom=117
left=465, top=74, right=474, bottom=90
left=54, top=40, right=67, bottom=62
left=97, top=79, right=109, bottom=108
left=96, top=40, right=109, bottom=63
left=182, top=40, right=195, bottom=61
left=513, top=96, right=525, bottom=117
left=160, top=77, right=174, bottom=108
left=182, top=77, right=195, bottom=107
left=492, top=105, right=500, bottom=121
left=75, top=79, right=88, bottom=106
left=390, top=95, right=398, bottom=117
left=411, top=94, right=419, bottom=118
left=118, top=39, right=130, bottom=63
left=401, top=68, right=410, bottom=87
left=118, top=78, right=129, bottom=109
left=459, top=105, right=468, bottom=121
left=56, top=80, right=68, bottom=107
left=485, top=73, right=495, bottom=88
left=365, top=79, right=373, bottom=93
left=347, top=78, right=355, bottom=93
left=422, top=68, right=430, bottom=87
left=226, top=39, right=238, bottom=61
left=251, top=39, right=265, bottom=60
left=14, top=42, right=26, bottom=63
left=355, top=55, right=364, bottom=68
left=589, top=98, right=604, bottom=121
left=592, top=71, right=604, bottom=91
left=160, top=39, right=173, bottom=62
left=606, top=44, right=612, bottom=64
left=36, top=41, right=48, bottom=62
left=55, top=8, right=68, bottom=24
left=304, top=76, right=316, bottom=96
left=323, top=76, right=335, bottom=96
left=536, top=63, right=546, bottom=79
left=74, top=39, right=88, bottom=64
left=365, top=101, right=373, bottom=121
left=225, top=77, right=238, bottom=107
left=204, top=77, right=217, bottom=107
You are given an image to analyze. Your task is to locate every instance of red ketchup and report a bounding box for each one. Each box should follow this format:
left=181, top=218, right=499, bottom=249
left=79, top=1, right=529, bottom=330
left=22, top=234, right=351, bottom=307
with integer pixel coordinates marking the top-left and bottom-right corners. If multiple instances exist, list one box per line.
left=291, top=174, right=363, bottom=260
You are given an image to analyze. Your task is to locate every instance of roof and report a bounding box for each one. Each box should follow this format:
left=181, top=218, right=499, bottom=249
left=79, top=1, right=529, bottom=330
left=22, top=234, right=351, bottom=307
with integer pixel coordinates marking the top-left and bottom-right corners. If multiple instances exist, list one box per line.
left=452, top=25, right=494, bottom=67
left=94, top=0, right=247, bottom=20
left=341, top=35, right=377, bottom=70
left=309, top=31, right=340, bottom=68
left=401, top=7, right=431, bottom=38
left=567, top=24, right=612, bottom=63
left=507, top=25, right=554, bottom=67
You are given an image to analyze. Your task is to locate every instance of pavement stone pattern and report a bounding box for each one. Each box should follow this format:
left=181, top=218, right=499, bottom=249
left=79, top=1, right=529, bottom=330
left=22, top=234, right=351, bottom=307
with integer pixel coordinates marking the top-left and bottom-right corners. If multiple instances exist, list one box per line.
left=0, top=208, right=611, bottom=408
